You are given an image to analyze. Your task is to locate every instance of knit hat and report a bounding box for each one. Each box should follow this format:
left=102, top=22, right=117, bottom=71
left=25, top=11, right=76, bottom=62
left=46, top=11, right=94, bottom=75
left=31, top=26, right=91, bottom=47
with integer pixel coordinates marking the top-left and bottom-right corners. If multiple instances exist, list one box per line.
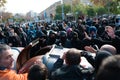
left=89, top=26, right=97, bottom=33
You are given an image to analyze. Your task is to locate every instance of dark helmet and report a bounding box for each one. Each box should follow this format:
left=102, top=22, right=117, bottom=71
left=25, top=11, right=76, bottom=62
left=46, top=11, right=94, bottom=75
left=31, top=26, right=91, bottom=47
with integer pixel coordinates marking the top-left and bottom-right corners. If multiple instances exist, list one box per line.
left=59, top=31, right=67, bottom=37
left=37, top=31, right=46, bottom=38
left=49, top=30, right=56, bottom=36
left=59, top=31, right=67, bottom=41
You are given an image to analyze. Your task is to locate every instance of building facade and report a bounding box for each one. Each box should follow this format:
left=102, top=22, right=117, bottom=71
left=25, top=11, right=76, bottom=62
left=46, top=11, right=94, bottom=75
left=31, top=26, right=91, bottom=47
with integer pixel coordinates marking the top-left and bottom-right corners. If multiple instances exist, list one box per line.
left=39, top=0, right=90, bottom=21
left=39, top=1, right=61, bottom=21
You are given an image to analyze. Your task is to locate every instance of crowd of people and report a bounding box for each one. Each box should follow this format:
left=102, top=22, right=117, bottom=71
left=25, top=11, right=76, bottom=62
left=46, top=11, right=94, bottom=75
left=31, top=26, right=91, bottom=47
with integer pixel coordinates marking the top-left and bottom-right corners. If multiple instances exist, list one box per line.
left=0, top=15, right=120, bottom=80
left=0, top=16, right=120, bottom=51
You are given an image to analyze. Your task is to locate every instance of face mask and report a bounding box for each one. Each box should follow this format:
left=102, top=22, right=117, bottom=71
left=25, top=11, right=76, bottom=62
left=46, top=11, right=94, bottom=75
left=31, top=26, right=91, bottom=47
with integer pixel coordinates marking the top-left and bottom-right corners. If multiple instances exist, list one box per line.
left=90, top=34, right=96, bottom=39
left=73, top=36, right=77, bottom=40
left=61, top=36, right=66, bottom=41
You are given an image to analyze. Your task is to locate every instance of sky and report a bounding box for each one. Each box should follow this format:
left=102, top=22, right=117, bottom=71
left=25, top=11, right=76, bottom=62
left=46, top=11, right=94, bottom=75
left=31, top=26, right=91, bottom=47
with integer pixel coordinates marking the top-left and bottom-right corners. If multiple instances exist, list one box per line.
left=4, top=0, right=60, bottom=14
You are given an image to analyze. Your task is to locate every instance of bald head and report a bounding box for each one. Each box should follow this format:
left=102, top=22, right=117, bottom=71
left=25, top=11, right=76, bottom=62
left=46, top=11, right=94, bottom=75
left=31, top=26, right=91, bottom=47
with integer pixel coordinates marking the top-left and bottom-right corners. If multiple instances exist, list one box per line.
left=100, top=44, right=116, bottom=55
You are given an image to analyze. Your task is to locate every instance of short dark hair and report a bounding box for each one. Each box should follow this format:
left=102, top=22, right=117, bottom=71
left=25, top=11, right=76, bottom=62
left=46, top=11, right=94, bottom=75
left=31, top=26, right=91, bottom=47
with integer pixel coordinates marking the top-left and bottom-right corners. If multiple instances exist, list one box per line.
left=95, top=50, right=112, bottom=72
left=28, top=64, right=48, bottom=80
left=96, top=55, right=120, bottom=80
left=65, top=48, right=81, bottom=65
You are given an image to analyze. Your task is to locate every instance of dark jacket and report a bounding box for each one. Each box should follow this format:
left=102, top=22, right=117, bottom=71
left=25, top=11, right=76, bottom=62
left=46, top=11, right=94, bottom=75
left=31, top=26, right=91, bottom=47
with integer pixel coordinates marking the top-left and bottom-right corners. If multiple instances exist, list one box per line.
left=50, top=58, right=93, bottom=80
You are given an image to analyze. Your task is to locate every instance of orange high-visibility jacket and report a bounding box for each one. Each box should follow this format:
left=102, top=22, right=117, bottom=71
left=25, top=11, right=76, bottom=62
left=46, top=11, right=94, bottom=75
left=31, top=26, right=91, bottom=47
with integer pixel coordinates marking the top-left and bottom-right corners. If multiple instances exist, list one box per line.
left=0, top=69, right=27, bottom=80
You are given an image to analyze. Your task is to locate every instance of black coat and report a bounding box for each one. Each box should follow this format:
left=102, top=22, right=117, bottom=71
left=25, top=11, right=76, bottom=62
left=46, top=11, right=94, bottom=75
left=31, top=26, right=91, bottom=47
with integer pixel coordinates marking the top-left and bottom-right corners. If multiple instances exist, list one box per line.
left=50, top=58, right=93, bottom=80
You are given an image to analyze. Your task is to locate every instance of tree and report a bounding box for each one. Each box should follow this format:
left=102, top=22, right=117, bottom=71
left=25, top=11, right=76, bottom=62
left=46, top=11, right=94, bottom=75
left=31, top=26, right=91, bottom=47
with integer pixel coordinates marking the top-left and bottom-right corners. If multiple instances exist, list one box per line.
left=56, top=4, right=71, bottom=15
left=73, top=3, right=86, bottom=15
left=0, top=0, right=6, bottom=7
left=55, top=4, right=71, bottom=20
left=54, top=13, right=62, bottom=20
left=13, top=13, right=26, bottom=22
left=90, top=0, right=111, bottom=6
left=105, top=0, right=120, bottom=14
left=1, top=12, right=13, bottom=22
left=94, top=6, right=107, bottom=15
left=90, top=0, right=120, bottom=14
left=86, top=6, right=96, bottom=17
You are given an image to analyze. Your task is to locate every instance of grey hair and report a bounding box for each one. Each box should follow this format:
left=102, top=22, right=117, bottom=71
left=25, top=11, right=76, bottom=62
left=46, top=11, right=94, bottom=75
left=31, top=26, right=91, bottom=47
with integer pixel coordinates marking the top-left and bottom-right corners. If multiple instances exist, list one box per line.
left=0, top=44, right=11, bottom=54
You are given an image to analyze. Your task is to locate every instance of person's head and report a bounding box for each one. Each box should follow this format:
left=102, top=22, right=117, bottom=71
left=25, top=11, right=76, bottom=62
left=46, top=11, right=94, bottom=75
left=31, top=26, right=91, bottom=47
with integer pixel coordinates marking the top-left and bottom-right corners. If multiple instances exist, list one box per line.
left=105, top=25, right=115, bottom=33
left=89, top=26, right=97, bottom=34
left=71, top=31, right=78, bottom=40
left=63, top=20, right=68, bottom=26
left=59, top=31, right=67, bottom=41
left=89, top=26, right=97, bottom=38
left=9, top=28, right=15, bottom=36
left=65, top=48, right=81, bottom=65
left=28, top=64, right=48, bottom=80
left=0, top=44, right=14, bottom=69
left=100, top=44, right=116, bottom=55
left=102, top=18, right=108, bottom=26
left=9, top=28, right=15, bottom=33
left=95, top=50, right=112, bottom=72
left=37, top=31, right=46, bottom=39
left=19, top=27, right=24, bottom=32
left=49, top=30, right=56, bottom=40
left=96, top=55, right=120, bottom=80
left=66, top=28, right=72, bottom=35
